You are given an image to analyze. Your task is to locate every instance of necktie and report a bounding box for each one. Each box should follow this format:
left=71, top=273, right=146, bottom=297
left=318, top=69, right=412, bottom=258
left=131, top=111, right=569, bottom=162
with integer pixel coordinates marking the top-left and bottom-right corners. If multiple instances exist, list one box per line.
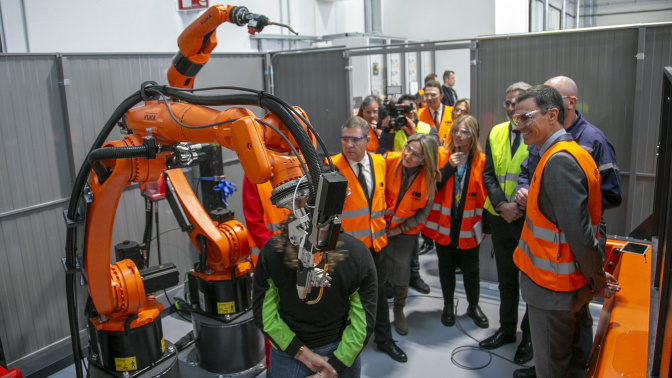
left=433, top=110, right=440, bottom=128
left=511, top=130, right=521, bottom=157
left=357, top=163, right=371, bottom=205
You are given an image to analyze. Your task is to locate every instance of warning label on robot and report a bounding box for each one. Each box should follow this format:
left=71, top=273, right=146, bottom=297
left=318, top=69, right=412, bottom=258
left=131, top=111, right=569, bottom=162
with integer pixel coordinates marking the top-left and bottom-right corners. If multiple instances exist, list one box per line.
left=217, top=301, right=235, bottom=314
left=161, top=338, right=165, bottom=353
left=115, top=356, right=137, bottom=371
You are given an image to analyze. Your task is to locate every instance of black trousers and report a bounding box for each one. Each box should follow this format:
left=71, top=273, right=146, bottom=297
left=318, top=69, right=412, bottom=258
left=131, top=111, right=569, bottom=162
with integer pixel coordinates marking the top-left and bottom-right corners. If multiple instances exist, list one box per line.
left=370, top=247, right=393, bottom=344
left=484, top=211, right=530, bottom=337
left=436, top=243, right=480, bottom=307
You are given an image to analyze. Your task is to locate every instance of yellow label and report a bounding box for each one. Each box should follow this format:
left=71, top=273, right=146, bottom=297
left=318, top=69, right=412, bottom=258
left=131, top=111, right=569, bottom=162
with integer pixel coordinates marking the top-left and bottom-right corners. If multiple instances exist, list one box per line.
left=161, top=338, right=165, bottom=353
left=217, top=301, right=235, bottom=314
left=114, top=356, right=137, bottom=371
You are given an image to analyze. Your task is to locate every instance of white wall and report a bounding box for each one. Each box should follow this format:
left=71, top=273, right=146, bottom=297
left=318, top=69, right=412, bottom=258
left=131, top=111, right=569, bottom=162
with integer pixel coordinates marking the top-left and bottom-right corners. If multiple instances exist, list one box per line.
left=381, top=0, right=497, bottom=41
left=584, top=0, right=672, bottom=27
left=0, top=0, right=365, bottom=53
left=495, top=0, right=529, bottom=34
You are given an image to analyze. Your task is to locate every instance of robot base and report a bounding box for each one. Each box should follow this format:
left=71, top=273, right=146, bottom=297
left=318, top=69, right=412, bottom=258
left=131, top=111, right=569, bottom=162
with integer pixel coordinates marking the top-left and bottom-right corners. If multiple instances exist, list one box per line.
left=176, top=311, right=265, bottom=377
left=88, top=341, right=180, bottom=378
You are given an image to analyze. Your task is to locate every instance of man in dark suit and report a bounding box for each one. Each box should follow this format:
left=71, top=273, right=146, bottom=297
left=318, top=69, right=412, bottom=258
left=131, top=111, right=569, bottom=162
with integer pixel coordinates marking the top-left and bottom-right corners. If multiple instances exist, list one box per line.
left=441, top=70, right=457, bottom=107
left=510, top=85, right=619, bottom=378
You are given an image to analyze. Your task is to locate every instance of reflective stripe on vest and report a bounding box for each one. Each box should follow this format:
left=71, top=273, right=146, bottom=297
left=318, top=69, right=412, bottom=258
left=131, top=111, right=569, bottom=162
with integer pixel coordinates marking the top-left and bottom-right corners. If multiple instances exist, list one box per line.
left=385, top=152, right=428, bottom=235
left=421, top=152, right=486, bottom=249
left=513, top=141, right=601, bottom=292
left=483, top=122, right=529, bottom=216
left=332, top=153, right=388, bottom=251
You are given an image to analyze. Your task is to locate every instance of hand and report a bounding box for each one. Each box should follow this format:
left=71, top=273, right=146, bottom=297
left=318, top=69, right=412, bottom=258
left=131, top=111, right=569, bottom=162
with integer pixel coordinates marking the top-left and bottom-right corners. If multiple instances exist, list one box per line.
left=297, top=347, right=337, bottom=376
left=386, top=226, right=403, bottom=237
left=308, top=368, right=339, bottom=378
left=515, top=188, right=528, bottom=210
left=401, top=117, right=416, bottom=135
left=593, top=272, right=621, bottom=298
left=449, top=152, right=463, bottom=168
left=498, top=202, right=523, bottom=223
left=605, top=272, right=621, bottom=293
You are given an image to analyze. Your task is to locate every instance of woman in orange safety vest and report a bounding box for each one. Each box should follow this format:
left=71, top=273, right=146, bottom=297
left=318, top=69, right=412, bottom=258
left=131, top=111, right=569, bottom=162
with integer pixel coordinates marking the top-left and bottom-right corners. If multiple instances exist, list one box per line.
left=422, top=115, right=489, bottom=329
left=358, top=95, right=383, bottom=152
left=383, top=133, right=440, bottom=336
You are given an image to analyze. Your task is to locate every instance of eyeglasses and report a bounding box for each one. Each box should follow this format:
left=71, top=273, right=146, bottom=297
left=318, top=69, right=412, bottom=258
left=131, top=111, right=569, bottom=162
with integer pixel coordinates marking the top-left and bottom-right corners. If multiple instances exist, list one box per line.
left=561, top=95, right=577, bottom=101
left=503, top=100, right=515, bottom=108
left=403, top=143, right=425, bottom=161
left=511, top=109, right=544, bottom=126
left=454, top=107, right=468, bottom=114
left=424, top=92, right=440, bottom=98
left=452, top=128, right=472, bottom=137
left=340, top=136, right=367, bottom=145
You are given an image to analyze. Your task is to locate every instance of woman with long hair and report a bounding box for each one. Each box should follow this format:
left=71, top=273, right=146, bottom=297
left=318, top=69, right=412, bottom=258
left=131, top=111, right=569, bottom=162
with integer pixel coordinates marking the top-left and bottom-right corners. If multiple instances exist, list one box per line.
left=253, top=212, right=377, bottom=378
left=383, top=133, right=440, bottom=336
left=422, top=115, right=489, bottom=329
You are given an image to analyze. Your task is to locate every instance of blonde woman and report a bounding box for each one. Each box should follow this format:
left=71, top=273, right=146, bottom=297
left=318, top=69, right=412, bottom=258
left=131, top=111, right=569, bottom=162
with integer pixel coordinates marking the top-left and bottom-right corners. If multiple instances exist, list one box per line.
left=383, top=133, right=440, bottom=336
left=422, top=115, right=488, bottom=329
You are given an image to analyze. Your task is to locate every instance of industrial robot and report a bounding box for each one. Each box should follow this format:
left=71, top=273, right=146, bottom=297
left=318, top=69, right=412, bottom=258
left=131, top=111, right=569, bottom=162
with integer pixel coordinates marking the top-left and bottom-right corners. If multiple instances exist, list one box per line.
left=63, top=5, right=347, bottom=377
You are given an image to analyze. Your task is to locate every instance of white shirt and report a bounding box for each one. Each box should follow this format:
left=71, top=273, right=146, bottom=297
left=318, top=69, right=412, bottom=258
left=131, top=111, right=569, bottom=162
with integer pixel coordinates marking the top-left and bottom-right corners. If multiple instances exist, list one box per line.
left=348, top=153, right=373, bottom=199
left=430, top=105, right=443, bottom=127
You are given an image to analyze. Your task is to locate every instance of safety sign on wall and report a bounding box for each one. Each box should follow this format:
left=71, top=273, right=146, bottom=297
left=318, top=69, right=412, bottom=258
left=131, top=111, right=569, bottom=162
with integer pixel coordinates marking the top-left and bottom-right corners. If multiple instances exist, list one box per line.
left=178, top=0, right=208, bottom=11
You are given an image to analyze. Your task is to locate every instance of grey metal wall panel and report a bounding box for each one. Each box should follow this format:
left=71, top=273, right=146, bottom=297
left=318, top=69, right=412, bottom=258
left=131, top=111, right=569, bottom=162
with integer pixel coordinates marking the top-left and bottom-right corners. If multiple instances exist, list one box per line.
left=475, top=28, right=640, bottom=236
left=273, top=50, right=350, bottom=156
left=0, top=206, right=70, bottom=362
left=0, top=54, right=72, bottom=364
left=630, top=25, right=672, bottom=229
left=0, top=55, right=71, bottom=212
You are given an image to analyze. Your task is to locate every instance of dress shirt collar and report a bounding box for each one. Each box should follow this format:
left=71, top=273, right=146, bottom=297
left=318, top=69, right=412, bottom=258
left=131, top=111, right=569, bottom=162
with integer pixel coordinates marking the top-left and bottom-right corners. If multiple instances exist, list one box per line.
left=539, top=129, right=568, bottom=156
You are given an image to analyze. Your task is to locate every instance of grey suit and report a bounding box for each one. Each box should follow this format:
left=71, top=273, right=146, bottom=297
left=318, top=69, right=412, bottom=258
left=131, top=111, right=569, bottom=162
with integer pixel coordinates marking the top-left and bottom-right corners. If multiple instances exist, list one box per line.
left=520, top=132, right=606, bottom=378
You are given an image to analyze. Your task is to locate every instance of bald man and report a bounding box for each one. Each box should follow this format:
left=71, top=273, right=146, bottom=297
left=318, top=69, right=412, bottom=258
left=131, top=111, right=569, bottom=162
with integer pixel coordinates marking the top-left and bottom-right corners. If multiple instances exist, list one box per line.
left=514, top=76, right=622, bottom=377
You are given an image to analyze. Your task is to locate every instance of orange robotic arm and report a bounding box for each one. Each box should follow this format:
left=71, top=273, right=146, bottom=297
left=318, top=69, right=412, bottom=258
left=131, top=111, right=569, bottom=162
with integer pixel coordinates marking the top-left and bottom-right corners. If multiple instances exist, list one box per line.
left=168, top=4, right=297, bottom=89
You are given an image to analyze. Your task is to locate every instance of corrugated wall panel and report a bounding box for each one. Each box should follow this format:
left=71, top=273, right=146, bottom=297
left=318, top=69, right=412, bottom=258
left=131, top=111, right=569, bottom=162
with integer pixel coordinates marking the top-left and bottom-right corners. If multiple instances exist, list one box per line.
left=273, top=50, right=350, bottom=156
left=0, top=55, right=71, bottom=212
left=0, top=55, right=73, bottom=364
left=629, top=25, right=672, bottom=228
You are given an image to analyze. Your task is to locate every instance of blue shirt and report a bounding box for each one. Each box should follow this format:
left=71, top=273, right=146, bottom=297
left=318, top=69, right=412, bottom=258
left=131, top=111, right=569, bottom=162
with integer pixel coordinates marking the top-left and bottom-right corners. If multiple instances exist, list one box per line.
left=517, top=110, right=622, bottom=210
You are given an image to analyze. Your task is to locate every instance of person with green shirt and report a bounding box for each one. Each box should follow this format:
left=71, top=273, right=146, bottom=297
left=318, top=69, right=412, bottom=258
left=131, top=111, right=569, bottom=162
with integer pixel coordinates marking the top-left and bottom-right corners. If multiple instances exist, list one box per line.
left=253, top=213, right=377, bottom=378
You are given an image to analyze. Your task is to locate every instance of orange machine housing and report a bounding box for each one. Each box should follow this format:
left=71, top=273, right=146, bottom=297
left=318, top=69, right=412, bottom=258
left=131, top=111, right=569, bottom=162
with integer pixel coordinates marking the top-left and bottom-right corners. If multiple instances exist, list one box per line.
left=587, top=239, right=651, bottom=377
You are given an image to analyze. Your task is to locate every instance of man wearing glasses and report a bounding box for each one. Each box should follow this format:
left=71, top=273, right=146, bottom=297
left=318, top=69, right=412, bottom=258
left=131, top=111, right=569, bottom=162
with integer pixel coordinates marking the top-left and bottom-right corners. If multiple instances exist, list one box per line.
left=331, top=116, right=408, bottom=363
left=513, top=76, right=622, bottom=377
left=418, top=80, right=454, bottom=143
left=479, top=82, right=534, bottom=365
left=509, top=85, right=618, bottom=378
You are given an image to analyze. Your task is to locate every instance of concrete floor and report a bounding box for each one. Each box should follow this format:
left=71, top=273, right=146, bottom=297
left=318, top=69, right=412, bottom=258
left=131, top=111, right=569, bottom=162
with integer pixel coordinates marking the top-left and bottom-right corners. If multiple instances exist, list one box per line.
left=48, top=247, right=602, bottom=377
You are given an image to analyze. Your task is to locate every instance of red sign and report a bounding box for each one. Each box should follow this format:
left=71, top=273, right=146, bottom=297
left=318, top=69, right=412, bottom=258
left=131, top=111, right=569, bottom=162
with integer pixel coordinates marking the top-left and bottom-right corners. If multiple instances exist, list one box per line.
left=177, top=0, right=208, bottom=11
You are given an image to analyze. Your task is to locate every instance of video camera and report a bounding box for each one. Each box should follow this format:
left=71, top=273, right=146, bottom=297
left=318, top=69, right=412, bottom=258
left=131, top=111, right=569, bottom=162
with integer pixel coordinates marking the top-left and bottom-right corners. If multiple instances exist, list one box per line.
left=378, top=99, right=414, bottom=132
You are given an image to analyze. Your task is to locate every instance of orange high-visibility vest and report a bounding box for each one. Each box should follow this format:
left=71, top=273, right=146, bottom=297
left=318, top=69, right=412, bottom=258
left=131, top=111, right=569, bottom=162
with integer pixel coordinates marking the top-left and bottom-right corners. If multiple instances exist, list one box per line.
left=422, top=152, right=485, bottom=249
left=366, top=124, right=379, bottom=152
left=513, top=141, right=601, bottom=292
left=384, top=153, right=428, bottom=235
left=332, top=153, right=388, bottom=251
left=247, top=181, right=290, bottom=255
left=418, top=105, right=453, bottom=144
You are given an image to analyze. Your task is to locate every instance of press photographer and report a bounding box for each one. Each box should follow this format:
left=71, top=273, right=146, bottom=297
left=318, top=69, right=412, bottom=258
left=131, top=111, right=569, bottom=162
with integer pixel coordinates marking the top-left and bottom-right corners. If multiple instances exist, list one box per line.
left=376, top=95, right=439, bottom=153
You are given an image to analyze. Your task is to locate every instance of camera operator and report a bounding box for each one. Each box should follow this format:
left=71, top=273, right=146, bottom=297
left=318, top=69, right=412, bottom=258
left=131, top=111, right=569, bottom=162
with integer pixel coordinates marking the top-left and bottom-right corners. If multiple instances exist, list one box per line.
left=376, top=95, right=439, bottom=154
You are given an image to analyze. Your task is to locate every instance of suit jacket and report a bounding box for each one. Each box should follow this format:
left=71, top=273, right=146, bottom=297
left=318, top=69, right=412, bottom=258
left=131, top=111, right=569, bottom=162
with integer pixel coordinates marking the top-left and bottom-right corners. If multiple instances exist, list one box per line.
left=441, top=85, right=457, bottom=107
left=520, top=133, right=606, bottom=311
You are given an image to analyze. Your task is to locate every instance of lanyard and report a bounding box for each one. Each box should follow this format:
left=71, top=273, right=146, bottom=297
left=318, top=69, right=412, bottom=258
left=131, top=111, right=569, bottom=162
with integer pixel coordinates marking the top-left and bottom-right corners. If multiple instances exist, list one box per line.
left=453, top=162, right=467, bottom=204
